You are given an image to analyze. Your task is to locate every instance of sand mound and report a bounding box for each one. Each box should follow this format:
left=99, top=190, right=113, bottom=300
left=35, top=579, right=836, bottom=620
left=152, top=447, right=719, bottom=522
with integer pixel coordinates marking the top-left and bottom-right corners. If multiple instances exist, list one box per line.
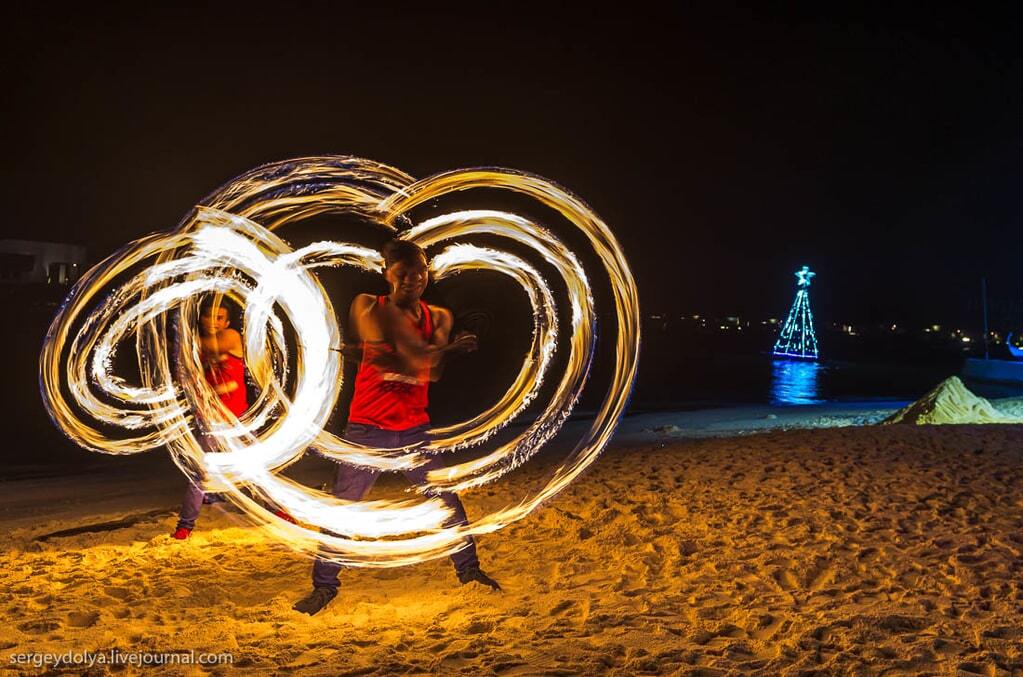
left=992, top=396, right=1023, bottom=418
left=884, top=376, right=1017, bottom=425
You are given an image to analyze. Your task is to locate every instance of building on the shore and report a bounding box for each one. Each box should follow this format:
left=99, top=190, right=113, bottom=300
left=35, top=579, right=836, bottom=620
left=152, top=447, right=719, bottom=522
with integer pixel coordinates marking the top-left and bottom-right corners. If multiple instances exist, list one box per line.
left=0, top=240, right=86, bottom=285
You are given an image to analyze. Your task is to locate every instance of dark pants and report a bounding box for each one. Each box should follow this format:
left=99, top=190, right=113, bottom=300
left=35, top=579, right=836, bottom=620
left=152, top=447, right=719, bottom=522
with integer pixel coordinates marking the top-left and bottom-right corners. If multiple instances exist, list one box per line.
left=312, top=422, right=479, bottom=590
left=176, top=481, right=206, bottom=530
left=176, top=420, right=226, bottom=530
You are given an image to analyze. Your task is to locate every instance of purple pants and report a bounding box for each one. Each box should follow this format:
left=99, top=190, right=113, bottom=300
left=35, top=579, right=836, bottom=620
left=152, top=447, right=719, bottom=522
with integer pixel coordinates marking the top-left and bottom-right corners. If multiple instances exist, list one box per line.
left=176, top=425, right=225, bottom=530
left=176, top=481, right=206, bottom=530
left=312, top=422, right=479, bottom=590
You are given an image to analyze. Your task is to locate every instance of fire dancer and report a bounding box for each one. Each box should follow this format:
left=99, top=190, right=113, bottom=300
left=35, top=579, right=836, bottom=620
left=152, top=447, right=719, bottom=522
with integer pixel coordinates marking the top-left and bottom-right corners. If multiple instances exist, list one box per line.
left=172, top=299, right=294, bottom=538
left=293, top=240, right=500, bottom=615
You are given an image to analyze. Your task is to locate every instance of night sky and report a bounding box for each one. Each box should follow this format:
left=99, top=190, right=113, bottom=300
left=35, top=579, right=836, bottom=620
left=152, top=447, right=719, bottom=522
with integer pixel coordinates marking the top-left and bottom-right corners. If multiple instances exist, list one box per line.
left=3, top=3, right=1021, bottom=327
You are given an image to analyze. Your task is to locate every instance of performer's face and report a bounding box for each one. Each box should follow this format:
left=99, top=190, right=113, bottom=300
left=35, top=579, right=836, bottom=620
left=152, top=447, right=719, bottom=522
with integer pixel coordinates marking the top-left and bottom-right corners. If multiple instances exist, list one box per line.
left=386, top=255, right=429, bottom=302
left=200, top=307, right=230, bottom=336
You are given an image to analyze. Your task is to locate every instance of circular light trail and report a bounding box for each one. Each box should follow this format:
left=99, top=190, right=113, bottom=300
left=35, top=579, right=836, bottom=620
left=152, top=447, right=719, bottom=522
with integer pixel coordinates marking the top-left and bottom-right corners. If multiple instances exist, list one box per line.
left=39, top=156, right=641, bottom=567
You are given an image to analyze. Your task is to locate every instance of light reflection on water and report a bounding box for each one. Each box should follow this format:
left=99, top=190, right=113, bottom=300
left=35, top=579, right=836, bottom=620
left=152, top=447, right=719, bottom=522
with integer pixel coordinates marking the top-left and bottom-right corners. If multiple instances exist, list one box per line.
left=770, top=359, right=822, bottom=405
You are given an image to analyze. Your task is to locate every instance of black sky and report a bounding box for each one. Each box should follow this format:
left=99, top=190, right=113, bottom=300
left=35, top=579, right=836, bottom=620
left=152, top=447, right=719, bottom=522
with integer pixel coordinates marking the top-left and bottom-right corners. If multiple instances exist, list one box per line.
left=3, top=3, right=1021, bottom=327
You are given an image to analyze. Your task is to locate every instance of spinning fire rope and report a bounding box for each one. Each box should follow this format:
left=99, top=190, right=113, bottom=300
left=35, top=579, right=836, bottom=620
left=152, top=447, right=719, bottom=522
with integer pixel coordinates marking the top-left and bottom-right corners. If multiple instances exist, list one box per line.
left=39, top=156, right=640, bottom=567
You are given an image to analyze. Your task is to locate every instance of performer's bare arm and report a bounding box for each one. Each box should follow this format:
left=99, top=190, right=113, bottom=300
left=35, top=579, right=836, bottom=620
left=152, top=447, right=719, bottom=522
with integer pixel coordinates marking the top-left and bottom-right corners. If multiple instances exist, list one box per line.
left=349, top=294, right=476, bottom=377
left=348, top=294, right=375, bottom=343
left=426, top=306, right=477, bottom=382
left=348, top=294, right=396, bottom=370
left=338, top=297, right=368, bottom=361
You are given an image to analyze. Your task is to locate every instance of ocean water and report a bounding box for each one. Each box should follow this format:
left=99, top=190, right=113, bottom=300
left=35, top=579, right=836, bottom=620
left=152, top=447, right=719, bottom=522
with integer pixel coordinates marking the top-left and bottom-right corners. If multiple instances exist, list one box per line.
left=626, top=353, right=1023, bottom=410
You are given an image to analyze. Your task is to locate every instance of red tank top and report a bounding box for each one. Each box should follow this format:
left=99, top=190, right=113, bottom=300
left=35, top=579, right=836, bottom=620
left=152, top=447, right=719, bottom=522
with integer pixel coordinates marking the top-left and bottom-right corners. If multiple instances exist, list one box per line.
left=204, top=353, right=248, bottom=417
left=347, top=296, right=433, bottom=431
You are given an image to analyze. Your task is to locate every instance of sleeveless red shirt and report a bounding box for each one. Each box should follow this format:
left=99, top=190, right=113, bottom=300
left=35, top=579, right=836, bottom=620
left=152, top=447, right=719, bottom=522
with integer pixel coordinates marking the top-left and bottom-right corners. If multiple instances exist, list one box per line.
left=204, top=353, right=248, bottom=417
left=347, top=296, right=433, bottom=431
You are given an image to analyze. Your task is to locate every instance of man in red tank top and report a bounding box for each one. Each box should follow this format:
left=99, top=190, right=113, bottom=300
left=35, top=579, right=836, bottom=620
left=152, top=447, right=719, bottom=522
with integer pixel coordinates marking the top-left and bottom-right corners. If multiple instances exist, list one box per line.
left=294, top=240, right=500, bottom=615
left=168, top=300, right=246, bottom=538
left=172, top=300, right=296, bottom=540
left=172, top=300, right=248, bottom=539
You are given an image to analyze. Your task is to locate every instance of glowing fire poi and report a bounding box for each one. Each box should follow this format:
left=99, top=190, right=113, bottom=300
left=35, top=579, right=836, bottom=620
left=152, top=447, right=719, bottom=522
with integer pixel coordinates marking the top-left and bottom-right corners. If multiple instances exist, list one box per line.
left=39, top=156, right=640, bottom=567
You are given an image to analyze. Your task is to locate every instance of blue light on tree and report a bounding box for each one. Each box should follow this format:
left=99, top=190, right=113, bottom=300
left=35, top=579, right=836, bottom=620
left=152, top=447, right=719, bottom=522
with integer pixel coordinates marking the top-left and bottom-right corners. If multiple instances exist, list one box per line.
left=773, top=265, right=819, bottom=360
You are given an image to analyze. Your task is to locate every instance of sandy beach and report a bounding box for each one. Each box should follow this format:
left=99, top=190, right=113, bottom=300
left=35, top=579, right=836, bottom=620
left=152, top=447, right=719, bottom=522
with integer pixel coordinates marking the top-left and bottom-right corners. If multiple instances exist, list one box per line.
left=2, top=411, right=1022, bottom=675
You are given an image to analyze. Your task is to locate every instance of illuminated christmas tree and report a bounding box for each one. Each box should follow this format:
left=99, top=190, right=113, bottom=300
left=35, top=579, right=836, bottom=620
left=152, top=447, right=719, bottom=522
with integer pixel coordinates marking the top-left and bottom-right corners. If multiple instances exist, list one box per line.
left=773, top=265, right=819, bottom=359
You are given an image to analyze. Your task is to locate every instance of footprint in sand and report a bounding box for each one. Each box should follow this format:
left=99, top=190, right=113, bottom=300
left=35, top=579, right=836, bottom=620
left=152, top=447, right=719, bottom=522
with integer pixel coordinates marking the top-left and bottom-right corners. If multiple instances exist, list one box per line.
left=750, top=614, right=787, bottom=641
left=29, top=593, right=54, bottom=610
left=811, top=619, right=852, bottom=642
left=67, top=610, right=100, bottom=628
left=464, top=620, right=493, bottom=634
left=717, top=624, right=746, bottom=638
left=18, top=619, right=62, bottom=633
left=932, top=637, right=968, bottom=655
left=691, top=625, right=746, bottom=648
left=807, top=562, right=837, bottom=592
left=549, top=600, right=575, bottom=615
left=871, top=614, right=929, bottom=634
left=773, top=568, right=799, bottom=591
left=490, top=657, right=527, bottom=672
left=691, top=629, right=716, bottom=645
left=104, top=586, right=132, bottom=601
left=982, top=625, right=1023, bottom=640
